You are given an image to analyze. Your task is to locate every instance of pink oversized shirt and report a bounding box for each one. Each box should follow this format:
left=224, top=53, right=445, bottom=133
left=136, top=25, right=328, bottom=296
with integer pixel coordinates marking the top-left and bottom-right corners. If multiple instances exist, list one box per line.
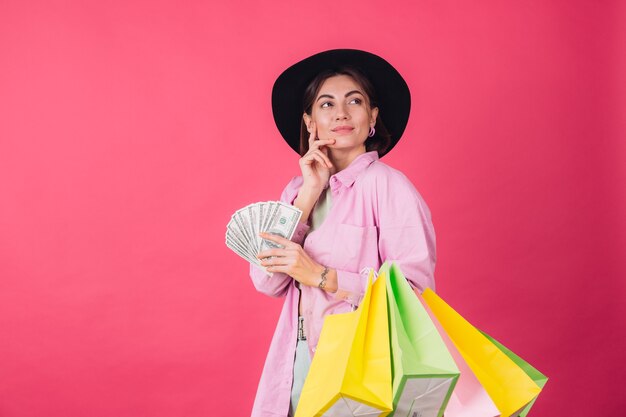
left=249, top=151, right=437, bottom=417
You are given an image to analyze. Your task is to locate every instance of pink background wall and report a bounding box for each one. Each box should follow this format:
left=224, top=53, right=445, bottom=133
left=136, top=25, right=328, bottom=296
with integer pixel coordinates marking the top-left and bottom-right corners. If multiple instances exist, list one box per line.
left=1, top=1, right=624, bottom=415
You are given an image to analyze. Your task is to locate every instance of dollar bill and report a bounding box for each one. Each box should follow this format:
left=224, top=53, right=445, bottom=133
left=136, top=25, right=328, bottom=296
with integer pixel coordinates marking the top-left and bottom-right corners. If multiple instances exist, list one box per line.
left=261, top=202, right=278, bottom=234
left=233, top=209, right=254, bottom=250
left=247, top=204, right=259, bottom=254
left=259, top=202, right=303, bottom=253
left=225, top=201, right=302, bottom=276
left=256, top=202, right=266, bottom=252
left=226, top=218, right=252, bottom=255
left=226, top=237, right=255, bottom=264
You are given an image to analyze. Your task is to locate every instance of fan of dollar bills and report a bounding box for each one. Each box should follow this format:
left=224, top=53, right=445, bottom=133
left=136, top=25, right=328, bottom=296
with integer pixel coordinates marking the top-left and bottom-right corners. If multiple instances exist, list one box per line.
left=225, top=201, right=303, bottom=274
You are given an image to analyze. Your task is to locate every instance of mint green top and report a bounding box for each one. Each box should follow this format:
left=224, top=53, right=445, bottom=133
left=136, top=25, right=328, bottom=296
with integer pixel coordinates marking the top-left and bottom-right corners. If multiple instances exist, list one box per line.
left=309, top=186, right=332, bottom=234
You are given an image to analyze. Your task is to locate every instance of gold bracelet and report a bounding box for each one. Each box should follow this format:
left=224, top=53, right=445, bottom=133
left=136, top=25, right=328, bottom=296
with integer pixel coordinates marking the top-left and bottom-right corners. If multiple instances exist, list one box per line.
left=318, top=266, right=329, bottom=290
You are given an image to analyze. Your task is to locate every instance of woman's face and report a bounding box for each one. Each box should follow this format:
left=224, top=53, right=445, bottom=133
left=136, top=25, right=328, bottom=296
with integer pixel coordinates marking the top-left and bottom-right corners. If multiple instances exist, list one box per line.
left=304, top=74, right=378, bottom=153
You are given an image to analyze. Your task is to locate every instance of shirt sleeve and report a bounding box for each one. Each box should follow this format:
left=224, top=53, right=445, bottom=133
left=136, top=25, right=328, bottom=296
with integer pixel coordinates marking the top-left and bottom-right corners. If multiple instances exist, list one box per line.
left=333, top=268, right=370, bottom=306
left=333, top=171, right=436, bottom=305
left=248, top=176, right=311, bottom=298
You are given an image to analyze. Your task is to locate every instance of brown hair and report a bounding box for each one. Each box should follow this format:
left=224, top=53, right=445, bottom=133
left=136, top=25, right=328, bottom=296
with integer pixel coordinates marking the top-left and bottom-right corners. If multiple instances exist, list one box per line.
left=299, top=66, right=392, bottom=157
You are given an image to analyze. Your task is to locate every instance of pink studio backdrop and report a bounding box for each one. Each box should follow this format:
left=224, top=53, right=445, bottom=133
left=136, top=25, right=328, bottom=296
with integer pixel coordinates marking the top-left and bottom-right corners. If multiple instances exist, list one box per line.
left=1, top=1, right=624, bottom=416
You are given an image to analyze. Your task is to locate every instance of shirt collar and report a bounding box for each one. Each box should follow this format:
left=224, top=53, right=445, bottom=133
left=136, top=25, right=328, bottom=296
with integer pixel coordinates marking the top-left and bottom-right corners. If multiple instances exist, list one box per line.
left=328, top=151, right=379, bottom=192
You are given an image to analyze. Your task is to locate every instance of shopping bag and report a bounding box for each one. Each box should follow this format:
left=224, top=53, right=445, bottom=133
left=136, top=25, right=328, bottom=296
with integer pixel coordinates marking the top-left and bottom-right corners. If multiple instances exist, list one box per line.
left=422, top=289, right=544, bottom=417
left=296, top=270, right=393, bottom=417
left=415, top=290, right=500, bottom=417
left=382, top=262, right=459, bottom=417
left=479, top=331, right=548, bottom=417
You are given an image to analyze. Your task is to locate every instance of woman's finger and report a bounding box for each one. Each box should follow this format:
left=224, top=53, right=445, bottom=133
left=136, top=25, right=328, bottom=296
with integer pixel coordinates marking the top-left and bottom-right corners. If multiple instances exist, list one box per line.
left=304, top=153, right=328, bottom=170
left=307, top=122, right=336, bottom=151
left=309, top=149, right=332, bottom=168
left=258, top=232, right=294, bottom=249
left=301, top=150, right=320, bottom=164
left=301, top=151, right=330, bottom=171
left=258, top=247, right=298, bottom=261
left=260, top=256, right=289, bottom=266
left=308, top=138, right=335, bottom=151
left=257, top=247, right=287, bottom=259
left=266, top=265, right=290, bottom=274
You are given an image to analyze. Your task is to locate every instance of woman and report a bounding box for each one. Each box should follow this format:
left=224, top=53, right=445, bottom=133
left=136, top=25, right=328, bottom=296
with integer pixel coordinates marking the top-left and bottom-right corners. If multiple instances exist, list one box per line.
left=249, top=49, right=436, bottom=417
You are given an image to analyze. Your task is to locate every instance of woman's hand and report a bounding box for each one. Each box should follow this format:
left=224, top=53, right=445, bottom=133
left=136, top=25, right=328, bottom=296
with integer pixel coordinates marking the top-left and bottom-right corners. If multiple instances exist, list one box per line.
left=257, top=232, right=326, bottom=288
left=299, top=122, right=335, bottom=191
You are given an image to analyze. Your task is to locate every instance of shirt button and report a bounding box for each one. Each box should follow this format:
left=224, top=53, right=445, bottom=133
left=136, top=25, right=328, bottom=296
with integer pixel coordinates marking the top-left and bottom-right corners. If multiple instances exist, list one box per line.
left=312, top=347, right=316, bottom=352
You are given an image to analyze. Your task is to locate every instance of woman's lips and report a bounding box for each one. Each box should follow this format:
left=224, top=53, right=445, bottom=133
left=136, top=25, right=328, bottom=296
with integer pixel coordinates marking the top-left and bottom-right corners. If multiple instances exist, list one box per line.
left=332, top=127, right=354, bottom=134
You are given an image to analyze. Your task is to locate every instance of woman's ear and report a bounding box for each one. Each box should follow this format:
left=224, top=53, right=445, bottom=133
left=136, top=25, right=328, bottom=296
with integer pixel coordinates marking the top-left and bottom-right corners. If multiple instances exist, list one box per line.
left=303, top=113, right=312, bottom=132
left=370, top=107, right=379, bottom=126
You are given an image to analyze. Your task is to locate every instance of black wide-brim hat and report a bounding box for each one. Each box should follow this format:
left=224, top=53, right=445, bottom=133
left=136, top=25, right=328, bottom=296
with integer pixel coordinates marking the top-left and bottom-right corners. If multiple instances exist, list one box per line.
left=271, top=48, right=411, bottom=157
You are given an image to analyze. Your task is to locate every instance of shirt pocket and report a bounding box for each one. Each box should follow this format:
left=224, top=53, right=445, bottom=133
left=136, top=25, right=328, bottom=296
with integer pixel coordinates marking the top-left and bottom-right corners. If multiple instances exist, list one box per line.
left=330, top=223, right=379, bottom=272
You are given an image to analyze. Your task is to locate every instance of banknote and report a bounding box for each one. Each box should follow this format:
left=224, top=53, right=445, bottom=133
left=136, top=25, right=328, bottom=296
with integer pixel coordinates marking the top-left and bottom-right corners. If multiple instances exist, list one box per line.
left=259, top=202, right=303, bottom=253
left=233, top=209, right=254, bottom=251
left=226, top=201, right=303, bottom=274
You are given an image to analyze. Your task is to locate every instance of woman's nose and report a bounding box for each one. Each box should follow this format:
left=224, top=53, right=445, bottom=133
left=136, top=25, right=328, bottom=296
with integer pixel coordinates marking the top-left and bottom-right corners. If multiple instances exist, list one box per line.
left=335, top=104, right=350, bottom=119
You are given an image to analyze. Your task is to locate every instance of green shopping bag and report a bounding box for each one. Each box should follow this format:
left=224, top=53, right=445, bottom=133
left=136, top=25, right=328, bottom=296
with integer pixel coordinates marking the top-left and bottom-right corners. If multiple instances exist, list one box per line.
left=479, top=331, right=548, bottom=417
left=383, top=262, right=460, bottom=417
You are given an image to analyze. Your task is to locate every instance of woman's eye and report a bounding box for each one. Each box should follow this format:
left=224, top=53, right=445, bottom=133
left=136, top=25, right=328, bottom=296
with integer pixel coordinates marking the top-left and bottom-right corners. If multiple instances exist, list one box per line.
left=321, top=102, right=333, bottom=108
left=350, top=98, right=362, bottom=105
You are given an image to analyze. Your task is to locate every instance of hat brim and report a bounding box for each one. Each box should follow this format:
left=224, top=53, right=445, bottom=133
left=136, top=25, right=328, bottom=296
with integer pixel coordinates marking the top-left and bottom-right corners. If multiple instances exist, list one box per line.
left=271, top=49, right=411, bottom=157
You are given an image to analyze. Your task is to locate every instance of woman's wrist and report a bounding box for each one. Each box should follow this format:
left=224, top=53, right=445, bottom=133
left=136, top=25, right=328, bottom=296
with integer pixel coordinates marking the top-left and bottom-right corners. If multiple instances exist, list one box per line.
left=323, top=268, right=338, bottom=293
left=294, top=187, right=322, bottom=224
left=297, top=185, right=323, bottom=202
left=309, top=264, right=337, bottom=293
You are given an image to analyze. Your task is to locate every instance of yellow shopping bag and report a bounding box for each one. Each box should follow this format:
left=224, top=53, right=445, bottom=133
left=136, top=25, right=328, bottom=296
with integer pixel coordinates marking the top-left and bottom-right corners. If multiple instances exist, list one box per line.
left=296, top=270, right=393, bottom=417
left=422, top=289, right=543, bottom=417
